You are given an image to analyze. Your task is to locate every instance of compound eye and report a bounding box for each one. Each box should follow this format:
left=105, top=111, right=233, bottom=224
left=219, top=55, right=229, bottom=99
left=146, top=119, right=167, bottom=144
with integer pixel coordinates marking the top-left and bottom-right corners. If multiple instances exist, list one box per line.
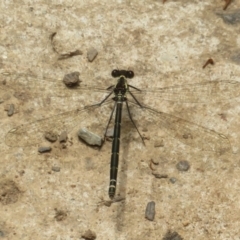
left=111, top=69, right=119, bottom=78
left=127, top=70, right=134, bottom=79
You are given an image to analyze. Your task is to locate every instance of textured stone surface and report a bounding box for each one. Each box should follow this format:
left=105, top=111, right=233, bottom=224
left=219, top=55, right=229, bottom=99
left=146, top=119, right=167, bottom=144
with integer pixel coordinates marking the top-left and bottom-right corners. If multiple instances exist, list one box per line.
left=0, top=1, right=239, bottom=239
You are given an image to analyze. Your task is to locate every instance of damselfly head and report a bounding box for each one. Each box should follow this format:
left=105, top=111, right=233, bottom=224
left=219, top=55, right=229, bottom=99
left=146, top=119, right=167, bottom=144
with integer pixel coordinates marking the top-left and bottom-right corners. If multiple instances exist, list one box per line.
left=111, top=69, right=134, bottom=79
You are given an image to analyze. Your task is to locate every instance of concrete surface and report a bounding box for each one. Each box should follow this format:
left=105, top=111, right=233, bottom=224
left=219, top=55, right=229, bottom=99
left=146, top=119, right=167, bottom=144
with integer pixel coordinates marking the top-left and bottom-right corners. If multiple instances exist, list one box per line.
left=0, top=1, right=240, bottom=239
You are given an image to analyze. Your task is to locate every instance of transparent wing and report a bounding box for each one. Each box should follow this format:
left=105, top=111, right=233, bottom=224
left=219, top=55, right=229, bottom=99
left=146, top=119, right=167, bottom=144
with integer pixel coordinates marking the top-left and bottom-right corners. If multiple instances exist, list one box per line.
left=0, top=72, right=110, bottom=99
left=5, top=103, right=111, bottom=147
left=132, top=80, right=240, bottom=103
left=131, top=103, right=232, bottom=154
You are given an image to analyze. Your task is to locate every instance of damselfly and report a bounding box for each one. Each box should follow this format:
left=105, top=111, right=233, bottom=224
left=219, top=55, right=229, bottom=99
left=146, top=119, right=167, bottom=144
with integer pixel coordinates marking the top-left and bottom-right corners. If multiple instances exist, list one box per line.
left=2, top=70, right=238, bottom=198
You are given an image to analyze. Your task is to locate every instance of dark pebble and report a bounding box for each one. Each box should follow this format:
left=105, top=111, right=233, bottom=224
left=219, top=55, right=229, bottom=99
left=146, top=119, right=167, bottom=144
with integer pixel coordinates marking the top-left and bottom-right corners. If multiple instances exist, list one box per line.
left=217, top=10, right=240, bottom=25
left=7, top=104, right=14, bottom=116
left=81, top=229, right=96, bottom=240
left=52, top=166, right=61, bottom=172
left=176, top=160, right=190, bottom=171
left=152, top=172, right=168, bottom=179
left=62, top=72, right=81, bottom=87
left=38, top=146, right=52, bottom=153
left=145, top=201, right=155, bottom=221
left=169, top=177, right=177, bottom=184
left=163, top=230, right=183, bottom=240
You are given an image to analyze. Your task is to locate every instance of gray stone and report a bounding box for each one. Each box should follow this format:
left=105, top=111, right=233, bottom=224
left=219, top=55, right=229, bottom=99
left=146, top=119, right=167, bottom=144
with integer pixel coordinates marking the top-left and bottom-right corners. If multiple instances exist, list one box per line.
left=38, top=146, right=52, bottom=153
left=78, top=127, right=102, bottom=146
left=87, top=47, right=98, bottom=62
left=62, top=72, right=81, bottom=87
left=145, top=201, right=155, bottom=221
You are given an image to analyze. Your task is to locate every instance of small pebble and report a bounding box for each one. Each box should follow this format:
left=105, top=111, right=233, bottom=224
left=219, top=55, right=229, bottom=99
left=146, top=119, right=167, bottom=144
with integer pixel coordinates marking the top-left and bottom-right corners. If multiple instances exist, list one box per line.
left=169, top=177, right=177, bottom=184
left=62, top=72, right=81, bottom=87
left=8, top=104, right=15, bottom=116
left=176, top=160, right=190, bottom=172
left=78, top=127, right=102, bottom=146
left=152, top=172, right=168, bottom=179
left=81, top=229, right=96, bottom=240
left=59, top=131, right=68, bottom=143
left=217, top=10, right=240, bottom=25
left=52, top=166, right=61, bottom=172
left=44, top=131, right=58, bottom=142
left=163, top=230, right=183, bottom=240
left=38, top=146, right=52, bottom=153
left=145, top=201, right=156, bottom=221
left=87, top=47, right=98, bottom=62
